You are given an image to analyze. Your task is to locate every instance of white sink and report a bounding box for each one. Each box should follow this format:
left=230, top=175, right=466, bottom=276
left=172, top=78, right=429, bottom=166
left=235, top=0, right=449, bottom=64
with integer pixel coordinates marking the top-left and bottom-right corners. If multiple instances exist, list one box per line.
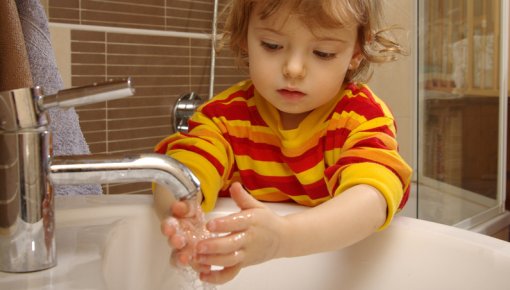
left=1, top=195, right=510, bottom=290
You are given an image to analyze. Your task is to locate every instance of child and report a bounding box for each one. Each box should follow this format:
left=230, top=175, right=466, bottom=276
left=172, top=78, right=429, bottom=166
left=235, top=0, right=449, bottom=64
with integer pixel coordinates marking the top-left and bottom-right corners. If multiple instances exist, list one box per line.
left=154, top=0, right=412, bottom=285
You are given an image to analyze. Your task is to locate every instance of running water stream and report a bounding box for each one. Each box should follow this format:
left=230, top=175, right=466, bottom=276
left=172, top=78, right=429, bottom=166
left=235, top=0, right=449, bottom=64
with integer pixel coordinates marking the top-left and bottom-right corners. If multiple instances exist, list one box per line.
left=169, top=194, right=217, bottom=290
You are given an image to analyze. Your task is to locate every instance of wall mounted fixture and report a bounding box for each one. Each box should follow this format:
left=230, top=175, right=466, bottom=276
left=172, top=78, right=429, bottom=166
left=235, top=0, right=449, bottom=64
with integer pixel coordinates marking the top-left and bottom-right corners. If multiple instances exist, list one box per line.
left=172, top=92, right=204, bottom=133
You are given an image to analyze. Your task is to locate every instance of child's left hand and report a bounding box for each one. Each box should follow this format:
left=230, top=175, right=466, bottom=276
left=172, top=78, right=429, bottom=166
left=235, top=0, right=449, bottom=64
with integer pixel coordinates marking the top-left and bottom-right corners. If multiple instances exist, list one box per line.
left=194, top=182, right=288, bottom=284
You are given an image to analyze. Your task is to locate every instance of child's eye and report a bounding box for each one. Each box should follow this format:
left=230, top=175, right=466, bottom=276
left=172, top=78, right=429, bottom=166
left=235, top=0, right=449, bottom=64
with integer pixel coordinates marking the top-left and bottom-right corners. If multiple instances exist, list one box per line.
left=261, top=41, right=282, bottom=51
left=313, top=50, right=336, bottom=59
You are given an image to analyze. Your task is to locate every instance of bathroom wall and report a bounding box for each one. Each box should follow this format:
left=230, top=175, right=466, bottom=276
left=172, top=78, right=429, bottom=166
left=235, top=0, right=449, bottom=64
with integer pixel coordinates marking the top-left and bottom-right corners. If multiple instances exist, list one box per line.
left=369, top=0, right=416, bottom=174
left=43, top=0, right=415, bottom=194
left=44, top=0, right=244, bottom=194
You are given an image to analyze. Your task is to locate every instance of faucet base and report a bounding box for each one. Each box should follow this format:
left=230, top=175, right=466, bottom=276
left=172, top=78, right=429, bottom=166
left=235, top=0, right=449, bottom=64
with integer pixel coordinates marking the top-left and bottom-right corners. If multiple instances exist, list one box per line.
left=0, top=218, right=56, bottom=273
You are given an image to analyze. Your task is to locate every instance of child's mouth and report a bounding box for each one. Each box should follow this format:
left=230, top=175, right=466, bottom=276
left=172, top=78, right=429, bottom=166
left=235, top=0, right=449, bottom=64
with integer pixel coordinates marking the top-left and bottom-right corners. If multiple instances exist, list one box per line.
left=277, top=89, right=305, bottom=100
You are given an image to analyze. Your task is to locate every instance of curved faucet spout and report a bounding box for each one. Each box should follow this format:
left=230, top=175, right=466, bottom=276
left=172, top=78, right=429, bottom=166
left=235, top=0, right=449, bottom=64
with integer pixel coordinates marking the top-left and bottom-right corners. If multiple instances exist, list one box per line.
left=49, top=153, right=200, bottom=201
left=0, top=79, right=194, bottom=273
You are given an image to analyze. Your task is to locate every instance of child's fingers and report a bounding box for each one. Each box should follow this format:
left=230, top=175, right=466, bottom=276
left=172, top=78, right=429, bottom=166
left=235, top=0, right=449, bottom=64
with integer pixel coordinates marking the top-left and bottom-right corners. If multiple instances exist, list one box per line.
left=170, top=200, right=191, bottom=217
left=229, top=182, right=265, bottom=210
left=169, top=234, right=187, bottom=249
left=196, top=232, right=246, bottom=255
left=170, top=246, right=195, bottom=267
left=194, top=263, right=212, bottom=274
left=171, top=199, right=199, bottom=218
left=207, top=212, right=252, bottom=233
left=161, top=217, right=178, bottom=236
left=170, top=250, right=190, bottom=267
left=196, top=250, right=244, bottom=268
left=161, top=217, right=188, bottom=249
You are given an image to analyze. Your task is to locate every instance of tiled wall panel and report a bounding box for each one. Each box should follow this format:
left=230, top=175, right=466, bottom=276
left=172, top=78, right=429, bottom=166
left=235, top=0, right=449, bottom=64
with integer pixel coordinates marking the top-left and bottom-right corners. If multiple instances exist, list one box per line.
left=45, top=0, right=247, bottom=194
left=48, top=0, right=216, bottom=33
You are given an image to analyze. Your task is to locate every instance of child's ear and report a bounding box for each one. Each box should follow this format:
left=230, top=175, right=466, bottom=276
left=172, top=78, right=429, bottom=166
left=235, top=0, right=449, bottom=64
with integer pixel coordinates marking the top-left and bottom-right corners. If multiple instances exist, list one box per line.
left=348, top=51, right=363, bottom=70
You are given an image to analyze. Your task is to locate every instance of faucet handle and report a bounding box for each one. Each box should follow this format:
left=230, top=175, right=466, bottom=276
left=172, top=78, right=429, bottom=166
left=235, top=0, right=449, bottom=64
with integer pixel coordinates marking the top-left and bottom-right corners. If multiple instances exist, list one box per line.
left=40, top=78, right=135, bottom=110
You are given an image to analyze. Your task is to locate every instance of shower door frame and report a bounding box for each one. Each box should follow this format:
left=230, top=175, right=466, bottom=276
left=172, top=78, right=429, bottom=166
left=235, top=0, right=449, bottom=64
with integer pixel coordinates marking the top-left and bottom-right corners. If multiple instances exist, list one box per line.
left=416, top=0, right=509, bottom=229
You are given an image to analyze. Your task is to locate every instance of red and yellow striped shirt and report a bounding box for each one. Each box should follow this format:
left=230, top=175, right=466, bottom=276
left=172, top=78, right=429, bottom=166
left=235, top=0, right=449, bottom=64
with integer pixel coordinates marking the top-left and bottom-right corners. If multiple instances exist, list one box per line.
left=155, top=80, right=412, bottom=228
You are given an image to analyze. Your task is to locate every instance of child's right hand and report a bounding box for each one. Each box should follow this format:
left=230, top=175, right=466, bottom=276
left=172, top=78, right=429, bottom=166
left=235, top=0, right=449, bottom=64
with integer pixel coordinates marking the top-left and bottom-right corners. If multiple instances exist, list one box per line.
left=160, top=199, right=212, bottom=274
left=160, top=200, right=192, bottom=263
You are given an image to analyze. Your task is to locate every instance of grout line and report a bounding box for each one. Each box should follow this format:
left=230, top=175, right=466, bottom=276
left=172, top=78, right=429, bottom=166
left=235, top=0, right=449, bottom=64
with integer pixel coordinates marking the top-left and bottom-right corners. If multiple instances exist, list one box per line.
left=49, top=22, right=212, bottom=40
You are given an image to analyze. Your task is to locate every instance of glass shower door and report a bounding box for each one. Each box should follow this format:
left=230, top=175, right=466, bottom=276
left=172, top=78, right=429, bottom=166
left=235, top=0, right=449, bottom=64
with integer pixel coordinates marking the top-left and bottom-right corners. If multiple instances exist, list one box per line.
left=417, top=0, right=507, bottom=227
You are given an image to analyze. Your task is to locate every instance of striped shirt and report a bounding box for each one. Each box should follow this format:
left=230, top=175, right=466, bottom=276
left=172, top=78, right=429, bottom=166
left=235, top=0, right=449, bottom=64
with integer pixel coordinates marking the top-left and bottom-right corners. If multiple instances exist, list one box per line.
left=155, top=80, right=412, bottom=228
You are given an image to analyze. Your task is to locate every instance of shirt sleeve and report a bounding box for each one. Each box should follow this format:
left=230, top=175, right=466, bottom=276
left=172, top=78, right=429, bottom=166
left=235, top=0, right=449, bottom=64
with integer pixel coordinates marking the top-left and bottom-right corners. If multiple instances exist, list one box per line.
left=325, top=99, right=412, bottom=230
left=154, top=110, right=234, bottom=212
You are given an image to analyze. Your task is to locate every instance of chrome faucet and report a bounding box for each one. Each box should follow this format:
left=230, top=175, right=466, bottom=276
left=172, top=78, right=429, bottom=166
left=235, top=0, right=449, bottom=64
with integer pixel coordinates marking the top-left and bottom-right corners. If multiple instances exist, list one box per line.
left=0, top=78, right=200, bottom=273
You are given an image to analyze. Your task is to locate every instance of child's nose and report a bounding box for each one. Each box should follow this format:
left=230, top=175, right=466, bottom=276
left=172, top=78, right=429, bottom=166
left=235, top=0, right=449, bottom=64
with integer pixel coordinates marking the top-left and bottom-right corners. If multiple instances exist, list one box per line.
left=282, top=54, right=306, bottom=79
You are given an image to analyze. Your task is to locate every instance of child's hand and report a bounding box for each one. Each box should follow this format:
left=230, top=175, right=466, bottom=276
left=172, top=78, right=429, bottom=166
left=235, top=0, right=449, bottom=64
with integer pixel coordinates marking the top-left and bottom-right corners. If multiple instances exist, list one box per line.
left=160, top=199, right=211, bottom=273
left=194, top=182, right=288, bottom=284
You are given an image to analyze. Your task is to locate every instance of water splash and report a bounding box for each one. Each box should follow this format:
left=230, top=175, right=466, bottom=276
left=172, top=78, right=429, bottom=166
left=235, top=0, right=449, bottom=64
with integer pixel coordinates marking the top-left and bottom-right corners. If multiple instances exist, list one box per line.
left=178, top=266, right=216, bottom=290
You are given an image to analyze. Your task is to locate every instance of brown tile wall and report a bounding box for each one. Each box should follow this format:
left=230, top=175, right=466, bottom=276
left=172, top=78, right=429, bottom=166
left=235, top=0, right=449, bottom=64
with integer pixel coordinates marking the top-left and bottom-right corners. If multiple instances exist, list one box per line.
left=46, top=0, right=247, bottom=194
left=48, top=0, right=216, bottom=33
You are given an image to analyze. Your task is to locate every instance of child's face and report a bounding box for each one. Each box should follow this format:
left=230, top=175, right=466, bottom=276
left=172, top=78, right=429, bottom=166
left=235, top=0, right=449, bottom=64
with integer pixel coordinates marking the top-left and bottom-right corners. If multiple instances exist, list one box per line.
left=247, top=4, right=361, bottom=123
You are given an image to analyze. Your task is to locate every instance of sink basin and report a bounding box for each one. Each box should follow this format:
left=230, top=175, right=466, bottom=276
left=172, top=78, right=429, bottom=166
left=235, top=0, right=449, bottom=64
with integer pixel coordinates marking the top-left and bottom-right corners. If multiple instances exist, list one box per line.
left=1, top=195, right=510, bottom=290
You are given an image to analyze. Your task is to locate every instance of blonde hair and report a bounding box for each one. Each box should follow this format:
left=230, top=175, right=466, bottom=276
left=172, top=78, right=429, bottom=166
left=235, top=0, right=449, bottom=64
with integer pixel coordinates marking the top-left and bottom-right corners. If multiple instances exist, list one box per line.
left=219, top=0, right=407, bottom=82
